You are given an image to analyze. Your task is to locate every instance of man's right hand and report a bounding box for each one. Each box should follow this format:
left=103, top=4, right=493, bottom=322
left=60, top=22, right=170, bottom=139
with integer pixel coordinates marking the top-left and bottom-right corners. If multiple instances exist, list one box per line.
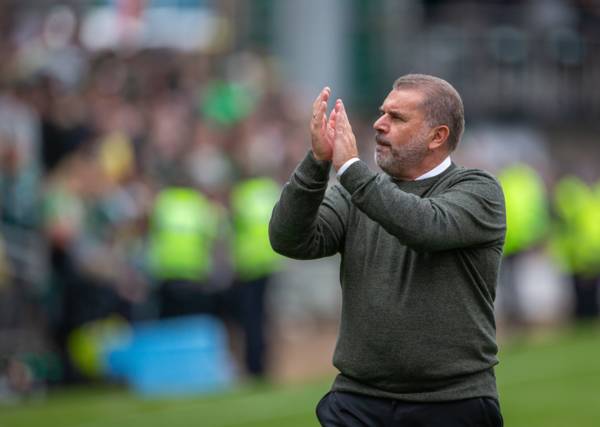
left=310, top=87, right=336, bottom=161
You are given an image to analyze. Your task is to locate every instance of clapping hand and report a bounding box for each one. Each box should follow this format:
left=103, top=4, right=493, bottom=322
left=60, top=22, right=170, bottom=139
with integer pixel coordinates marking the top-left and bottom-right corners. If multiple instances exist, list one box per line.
left=310, top=87, right=336, bottom=161
left=331, top=99, right=358, bottom=171
left=310, top=88, right=359, bottom=172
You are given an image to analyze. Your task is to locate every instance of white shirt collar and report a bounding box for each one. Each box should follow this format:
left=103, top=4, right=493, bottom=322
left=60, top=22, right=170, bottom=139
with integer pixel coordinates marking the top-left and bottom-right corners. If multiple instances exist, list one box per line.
left=415, top=156, right=452, bottom=180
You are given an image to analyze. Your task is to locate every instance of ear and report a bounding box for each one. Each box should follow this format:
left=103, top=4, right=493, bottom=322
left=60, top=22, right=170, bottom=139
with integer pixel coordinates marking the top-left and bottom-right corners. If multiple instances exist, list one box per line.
left=428, top=125, right=450, bottom=150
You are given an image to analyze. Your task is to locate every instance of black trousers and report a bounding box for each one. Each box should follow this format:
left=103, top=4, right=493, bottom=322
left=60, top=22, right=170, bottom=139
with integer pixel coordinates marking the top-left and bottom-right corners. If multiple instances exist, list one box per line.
left=316, top=391, right=503, bottom=427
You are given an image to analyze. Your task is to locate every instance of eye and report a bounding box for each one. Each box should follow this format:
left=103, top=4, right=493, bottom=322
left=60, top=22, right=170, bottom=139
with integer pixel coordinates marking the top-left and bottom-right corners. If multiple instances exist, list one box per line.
left=390, top=114, right=404, bottom=122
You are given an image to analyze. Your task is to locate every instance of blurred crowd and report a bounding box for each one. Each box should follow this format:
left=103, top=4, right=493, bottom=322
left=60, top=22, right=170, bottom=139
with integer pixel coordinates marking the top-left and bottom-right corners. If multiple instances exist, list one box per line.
left=1, top=0, right=600, bottom=401
left=0, top=3, right=320, bottom=396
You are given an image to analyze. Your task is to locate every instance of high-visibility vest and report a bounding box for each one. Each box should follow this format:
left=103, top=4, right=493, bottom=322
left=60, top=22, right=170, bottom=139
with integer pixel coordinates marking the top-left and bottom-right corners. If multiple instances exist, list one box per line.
left=149, top=188, right=219, bottom=282
left=230, top=178, right=281, bottom=281
left=551, top=177, right=600, bottom=276
left=498, top=164, right=550, bottom=256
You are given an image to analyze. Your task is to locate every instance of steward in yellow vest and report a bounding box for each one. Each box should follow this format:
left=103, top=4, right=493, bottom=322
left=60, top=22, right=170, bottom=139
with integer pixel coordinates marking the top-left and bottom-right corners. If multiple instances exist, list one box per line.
left=551, top=176, right=600, bottom=318
left=227, top=177, right=281, bottom=377
left=498, top=164, right=550, bottom=257
left=149, top=187, right=221, bottom=318
left=497, top=164, right=550, bottom=325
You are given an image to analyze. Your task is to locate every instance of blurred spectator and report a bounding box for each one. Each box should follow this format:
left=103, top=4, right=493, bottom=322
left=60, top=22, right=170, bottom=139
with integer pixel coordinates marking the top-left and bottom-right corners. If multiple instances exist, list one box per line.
left=497, top=164, right=551, bottom=326
left=551, top=176, right=600, bottom=319
left=227, top=177, right=282, bottom=378
left=42, top=146, right=144, bottom=382
left=0, top=86, right=41, bottom=229
left=148, top=186, right=223, bottom=319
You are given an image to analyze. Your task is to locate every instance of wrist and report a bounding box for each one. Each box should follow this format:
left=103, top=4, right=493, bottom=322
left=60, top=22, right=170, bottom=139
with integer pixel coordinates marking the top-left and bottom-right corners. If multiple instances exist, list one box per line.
left=311, top=150, right=331, bottom=162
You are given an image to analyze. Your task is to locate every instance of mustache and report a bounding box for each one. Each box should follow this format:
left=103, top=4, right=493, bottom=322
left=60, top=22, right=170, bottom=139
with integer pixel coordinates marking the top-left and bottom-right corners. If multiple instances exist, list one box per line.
left=375, top=134, right=391, bottom=146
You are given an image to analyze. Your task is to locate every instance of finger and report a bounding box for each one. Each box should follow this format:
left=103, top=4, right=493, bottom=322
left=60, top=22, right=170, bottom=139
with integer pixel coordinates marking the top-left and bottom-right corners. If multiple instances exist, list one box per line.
left=327, top=122, right=335, bottom=142
left=336, top=99, right=352, bottom=131
left=313, top=87, right=331, bottom=109
left=321, top=86, right=331, bottom=102
left=327, top=108, right=336, bottom=130
left=315, top=86, right=329, bottom=103
left=318, top=100, right=327, bottom=121
left=335, top=100, right=345, bottom=131
left=311, top=91, right=324, bottom=116
left=318, top=89, right=331, bottom=121
left=312, top=101, right=327, bottom=131
left=337, top=99, right=346, bottom=119
left=312, top=92, right=321, bottom=111
left=325, top=108, right=336, bottom=140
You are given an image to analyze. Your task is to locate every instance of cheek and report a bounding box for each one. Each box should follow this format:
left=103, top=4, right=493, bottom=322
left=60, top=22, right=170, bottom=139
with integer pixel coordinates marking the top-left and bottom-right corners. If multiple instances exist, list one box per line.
left=391, top=124, right=424, bottom=146
left=391, top=122, right=411, bottom=136
left=387, top=129, right=409, bottom=148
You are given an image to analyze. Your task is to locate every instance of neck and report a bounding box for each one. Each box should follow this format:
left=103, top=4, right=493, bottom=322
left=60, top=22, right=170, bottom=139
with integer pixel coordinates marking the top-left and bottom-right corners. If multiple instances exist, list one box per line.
left=397, top=153, right=450, bottom=181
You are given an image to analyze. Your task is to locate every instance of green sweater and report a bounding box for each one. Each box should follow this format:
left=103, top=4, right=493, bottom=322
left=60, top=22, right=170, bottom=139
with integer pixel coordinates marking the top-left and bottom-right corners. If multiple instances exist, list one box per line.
left=269, top=152, right=506, bottom=402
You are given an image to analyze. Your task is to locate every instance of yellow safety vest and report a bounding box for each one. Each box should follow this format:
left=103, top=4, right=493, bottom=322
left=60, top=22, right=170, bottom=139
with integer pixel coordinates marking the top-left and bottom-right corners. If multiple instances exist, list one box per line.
left=498, top=164, right=550, bottom=256
left=149, top=188, right=219, bottom=282
left=230, top=178, right=282, bottom=281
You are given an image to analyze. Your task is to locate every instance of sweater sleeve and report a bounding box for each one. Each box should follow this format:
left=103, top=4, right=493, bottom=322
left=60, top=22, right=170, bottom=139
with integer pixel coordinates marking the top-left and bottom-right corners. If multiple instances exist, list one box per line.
left=269, top=151, right=349, bottom=259
left=339, top=160, right=506, bottom=252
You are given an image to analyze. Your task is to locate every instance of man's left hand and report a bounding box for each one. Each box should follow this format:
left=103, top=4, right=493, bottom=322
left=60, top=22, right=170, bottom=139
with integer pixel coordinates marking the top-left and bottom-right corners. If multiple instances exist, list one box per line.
left=332, top=99, right=359, bottom=171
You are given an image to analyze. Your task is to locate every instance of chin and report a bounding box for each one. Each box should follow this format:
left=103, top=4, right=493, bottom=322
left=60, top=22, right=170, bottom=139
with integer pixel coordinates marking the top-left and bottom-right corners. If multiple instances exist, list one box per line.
left=375, top=159, right=391, bottom=175
left=375, top=153, right=402, bottom=177
left=374, top=151, right=389, bottom=171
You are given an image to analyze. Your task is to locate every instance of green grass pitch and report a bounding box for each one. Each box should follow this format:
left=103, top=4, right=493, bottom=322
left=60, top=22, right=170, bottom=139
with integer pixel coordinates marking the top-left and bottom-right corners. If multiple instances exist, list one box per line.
left=1, top=325, right=599, bottom=427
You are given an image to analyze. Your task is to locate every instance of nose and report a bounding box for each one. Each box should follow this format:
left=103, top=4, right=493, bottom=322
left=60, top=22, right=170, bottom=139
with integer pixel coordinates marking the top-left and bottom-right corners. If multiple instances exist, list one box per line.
left=373, top=115, right=388, bottom=133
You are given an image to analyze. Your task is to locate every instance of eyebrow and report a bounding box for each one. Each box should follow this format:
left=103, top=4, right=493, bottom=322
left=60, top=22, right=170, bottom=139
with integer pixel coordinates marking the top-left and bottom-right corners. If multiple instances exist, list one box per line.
left=379, top=106, right=407, bottom=120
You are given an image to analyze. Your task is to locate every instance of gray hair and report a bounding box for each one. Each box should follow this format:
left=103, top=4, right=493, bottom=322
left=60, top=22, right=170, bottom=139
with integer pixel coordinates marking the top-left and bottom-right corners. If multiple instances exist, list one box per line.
left=393, top=74, right=464, bottom=152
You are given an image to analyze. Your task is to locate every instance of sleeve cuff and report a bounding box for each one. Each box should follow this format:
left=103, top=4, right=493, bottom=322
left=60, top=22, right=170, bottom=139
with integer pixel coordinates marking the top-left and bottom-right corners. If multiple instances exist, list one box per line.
left=338, top=160, right=378, bottom=194
left=294, top=150, right=332, bottom=189
left=336, top=157, right=361, bottom=177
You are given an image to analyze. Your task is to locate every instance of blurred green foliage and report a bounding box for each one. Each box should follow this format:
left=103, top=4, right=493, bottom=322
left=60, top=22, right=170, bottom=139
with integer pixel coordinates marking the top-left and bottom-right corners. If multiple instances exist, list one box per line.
left=1, top=325, right=599, bottom=427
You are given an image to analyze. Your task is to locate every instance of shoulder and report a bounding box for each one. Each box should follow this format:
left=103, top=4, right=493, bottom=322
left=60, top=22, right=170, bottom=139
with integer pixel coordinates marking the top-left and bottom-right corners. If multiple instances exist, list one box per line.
left=441, top=166, right=505, bottom=200
left=450, top=165, right=500, bottom=182
left=447, top=166, right=502, bottom=187
left=331, top=170, right=389, bottom=197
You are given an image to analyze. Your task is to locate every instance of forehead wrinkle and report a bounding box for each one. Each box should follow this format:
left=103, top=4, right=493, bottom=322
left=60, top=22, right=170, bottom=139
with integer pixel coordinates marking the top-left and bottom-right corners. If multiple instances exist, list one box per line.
left=384, top=91, right=425, bottom=119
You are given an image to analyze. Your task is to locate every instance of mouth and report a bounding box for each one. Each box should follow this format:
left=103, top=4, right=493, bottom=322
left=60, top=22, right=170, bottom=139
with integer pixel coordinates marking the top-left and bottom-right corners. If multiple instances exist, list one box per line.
left=375, top=134, right=391, bottom=147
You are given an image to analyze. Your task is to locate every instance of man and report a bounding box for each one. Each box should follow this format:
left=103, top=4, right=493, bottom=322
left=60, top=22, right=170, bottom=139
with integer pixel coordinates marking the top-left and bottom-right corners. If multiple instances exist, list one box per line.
left=229, top=176, right=282, bottom=377
left=148, top=186, right=221, bottom=318
left=269, top=74, right=506, bottom=426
